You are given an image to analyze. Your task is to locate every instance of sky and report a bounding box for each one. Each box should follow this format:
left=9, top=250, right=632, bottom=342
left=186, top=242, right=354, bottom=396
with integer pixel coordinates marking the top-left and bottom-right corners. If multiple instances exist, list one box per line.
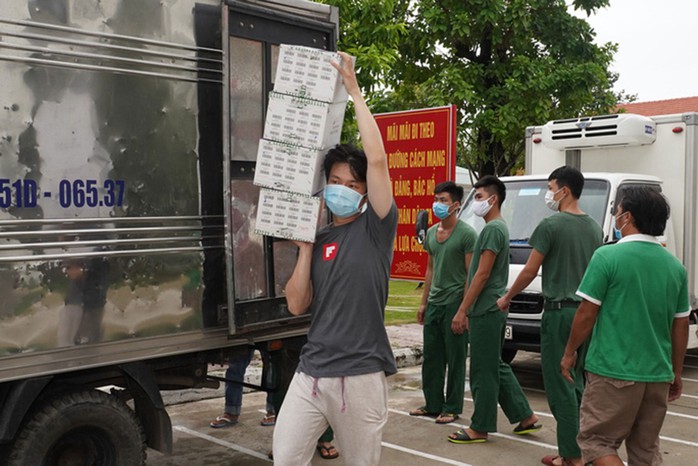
left=578, top=0, right=697, bottom=102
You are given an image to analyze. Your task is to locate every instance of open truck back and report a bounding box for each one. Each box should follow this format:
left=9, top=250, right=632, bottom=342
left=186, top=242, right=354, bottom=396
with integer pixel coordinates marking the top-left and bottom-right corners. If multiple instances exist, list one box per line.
left=0, top=0, right=337, bottom=463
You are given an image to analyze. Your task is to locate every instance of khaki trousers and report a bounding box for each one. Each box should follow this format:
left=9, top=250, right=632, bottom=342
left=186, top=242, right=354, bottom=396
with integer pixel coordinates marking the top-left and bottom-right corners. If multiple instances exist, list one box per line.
left=578, top=372, right=670, bottom=465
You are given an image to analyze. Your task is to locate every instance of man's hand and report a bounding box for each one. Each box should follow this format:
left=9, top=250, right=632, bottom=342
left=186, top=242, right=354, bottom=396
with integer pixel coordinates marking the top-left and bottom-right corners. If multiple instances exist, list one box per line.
left=496, top=296, right=510, bottom=312
left=417, top=304, right=426, bottom=325
left=669, top=374, right=683, bottom=402
left=560, top=351, right=577, bottom=383
left=330, top=51, right=359, bottom=97
left=451, top=311, right=468, bottom=335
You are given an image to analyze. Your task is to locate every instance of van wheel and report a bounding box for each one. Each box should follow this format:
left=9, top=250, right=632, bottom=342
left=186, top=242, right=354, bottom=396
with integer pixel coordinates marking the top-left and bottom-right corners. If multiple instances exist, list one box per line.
left=502, top=348, right=518, bottom=364
left=8, top=389, right=145, bottom=466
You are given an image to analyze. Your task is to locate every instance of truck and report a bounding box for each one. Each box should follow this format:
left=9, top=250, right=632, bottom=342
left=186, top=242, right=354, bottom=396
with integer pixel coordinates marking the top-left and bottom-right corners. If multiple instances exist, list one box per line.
left=457, top=112, right=698, bottom=362
left=0, top=0, right=339, bottom=463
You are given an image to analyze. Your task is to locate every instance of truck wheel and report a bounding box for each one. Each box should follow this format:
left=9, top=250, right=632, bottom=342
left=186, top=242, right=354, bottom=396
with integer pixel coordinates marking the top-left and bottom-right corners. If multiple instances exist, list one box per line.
left=502, top=348, right=518, bottom=364
left=7, top=389, right=146, bottom=466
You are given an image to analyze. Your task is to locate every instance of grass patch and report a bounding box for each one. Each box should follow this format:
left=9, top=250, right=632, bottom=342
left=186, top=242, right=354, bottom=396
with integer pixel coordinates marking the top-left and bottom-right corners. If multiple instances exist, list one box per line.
left=385, top=279, right=423, bottom=326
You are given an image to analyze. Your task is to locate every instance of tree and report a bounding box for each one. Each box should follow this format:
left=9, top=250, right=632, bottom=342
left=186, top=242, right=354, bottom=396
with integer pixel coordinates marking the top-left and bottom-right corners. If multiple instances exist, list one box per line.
left=324, top=0, right=632, bottom=177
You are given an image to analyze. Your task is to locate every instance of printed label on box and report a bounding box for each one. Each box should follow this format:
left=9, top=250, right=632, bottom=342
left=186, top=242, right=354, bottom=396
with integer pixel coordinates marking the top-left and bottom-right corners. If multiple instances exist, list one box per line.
left=274, top=44, right=349, bottom=103
left=263, top=92, right=346, bottom=150
left=253, top=140, right=325, bottom=196
left=255, top=189, right=321, bottom=243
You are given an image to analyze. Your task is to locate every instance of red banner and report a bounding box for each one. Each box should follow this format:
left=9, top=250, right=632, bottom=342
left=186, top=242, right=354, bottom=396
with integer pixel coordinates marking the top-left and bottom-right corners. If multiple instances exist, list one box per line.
left=375, top=105, right=457, bottom=281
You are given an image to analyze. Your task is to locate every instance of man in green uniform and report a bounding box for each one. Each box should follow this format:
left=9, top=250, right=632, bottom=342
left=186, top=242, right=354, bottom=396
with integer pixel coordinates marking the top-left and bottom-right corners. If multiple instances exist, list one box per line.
left=448, top=175, right=540, bottom=444
left=498, top=166, right=602, bottom=466
left=409, top=181, right=477, bottom=424
left=562, top=186, right=689, bottom=466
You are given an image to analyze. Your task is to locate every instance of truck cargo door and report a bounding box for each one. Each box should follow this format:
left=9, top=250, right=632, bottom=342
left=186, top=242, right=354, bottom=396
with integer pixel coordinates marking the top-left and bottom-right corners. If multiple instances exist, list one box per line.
left=223, top=1, right=337, bottom=335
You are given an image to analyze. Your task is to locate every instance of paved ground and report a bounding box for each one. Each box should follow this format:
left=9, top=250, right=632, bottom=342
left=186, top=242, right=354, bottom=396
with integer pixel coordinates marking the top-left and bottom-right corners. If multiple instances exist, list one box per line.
left=148, top=325, right=698, bottom=465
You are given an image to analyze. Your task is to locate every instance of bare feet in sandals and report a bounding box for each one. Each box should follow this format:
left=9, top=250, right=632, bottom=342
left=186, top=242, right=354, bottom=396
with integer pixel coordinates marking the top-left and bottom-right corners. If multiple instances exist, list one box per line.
left=209, top=413, right=239, bottom=428
left=260, top=412, right=276, bottom=426
left=316, top=441, right=339, bottom=460
left=447, top=427, right=488, bottom=444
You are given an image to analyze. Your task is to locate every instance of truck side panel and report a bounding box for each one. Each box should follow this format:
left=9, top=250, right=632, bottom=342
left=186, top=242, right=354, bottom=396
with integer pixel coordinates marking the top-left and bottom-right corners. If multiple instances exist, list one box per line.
left=527, top=113, right=698, bottom=307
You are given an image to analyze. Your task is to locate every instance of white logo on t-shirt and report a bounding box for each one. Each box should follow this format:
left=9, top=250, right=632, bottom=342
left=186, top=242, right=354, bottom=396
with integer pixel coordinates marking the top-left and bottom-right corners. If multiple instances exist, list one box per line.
left=323, top=242, right=338, bottom=261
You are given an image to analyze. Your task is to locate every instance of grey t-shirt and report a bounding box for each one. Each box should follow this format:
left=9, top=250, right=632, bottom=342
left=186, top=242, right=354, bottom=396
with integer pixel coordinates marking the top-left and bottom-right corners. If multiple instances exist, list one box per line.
left=297, top=202, right=398, bottom=378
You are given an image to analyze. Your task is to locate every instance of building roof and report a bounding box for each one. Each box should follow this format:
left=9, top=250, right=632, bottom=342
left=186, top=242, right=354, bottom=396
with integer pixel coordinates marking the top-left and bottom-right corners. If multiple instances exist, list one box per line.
left=616, top=96, right=698, bottom=116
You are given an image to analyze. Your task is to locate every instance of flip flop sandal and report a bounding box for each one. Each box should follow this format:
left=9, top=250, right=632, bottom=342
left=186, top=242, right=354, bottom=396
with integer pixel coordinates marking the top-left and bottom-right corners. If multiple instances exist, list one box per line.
left=409, top=406, right=437, bottom=417
left=260, top=413, right=276, bottom=426
left=435, top=413, right=460, bottom=424
left=316, top=444, right=339, bottom=460
left=209, top=414, right=238, bottom=428
left=541, top=455, right=562, bottom=466
left=447, top=429, right=488, bottom=444
left=513, top=422, right=542, bottom=435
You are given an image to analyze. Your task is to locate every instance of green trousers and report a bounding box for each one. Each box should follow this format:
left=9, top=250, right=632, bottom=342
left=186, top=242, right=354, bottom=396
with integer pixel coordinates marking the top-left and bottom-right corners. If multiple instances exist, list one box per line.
left=421, top=300, right=468, bottom=414
left=318, top=426, right=334, bottom=443
left=541, top=307, right=585, bottom=458
left=469, top=310, right=533, bottom=432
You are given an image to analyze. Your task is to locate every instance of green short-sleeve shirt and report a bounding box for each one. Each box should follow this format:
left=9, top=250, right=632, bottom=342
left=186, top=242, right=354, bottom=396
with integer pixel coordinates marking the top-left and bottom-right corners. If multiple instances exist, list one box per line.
left=577, top=235, right=690, bottom=382
left=528, top=212, right=603, bottom=301
left=424, top=220, right=478, bottom=306
left=468, top=218, right=509, bottom=317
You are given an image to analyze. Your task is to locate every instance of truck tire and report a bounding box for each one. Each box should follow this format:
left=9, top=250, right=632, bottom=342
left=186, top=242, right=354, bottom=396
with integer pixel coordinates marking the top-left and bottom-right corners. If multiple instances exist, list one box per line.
left=7, top=389, right=146, bottom=466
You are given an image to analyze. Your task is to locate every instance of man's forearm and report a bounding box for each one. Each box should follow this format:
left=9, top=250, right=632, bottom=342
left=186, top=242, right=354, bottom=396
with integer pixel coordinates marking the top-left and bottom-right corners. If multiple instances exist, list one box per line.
left=504, top=268, right=537, bottom=301
left=285, top=244, right=314, bottom=315
left=459, top=271, right=488, bottom=314
left=564, top=300, right=599, bottom=355
left=671, top=317, right=689, bottom=379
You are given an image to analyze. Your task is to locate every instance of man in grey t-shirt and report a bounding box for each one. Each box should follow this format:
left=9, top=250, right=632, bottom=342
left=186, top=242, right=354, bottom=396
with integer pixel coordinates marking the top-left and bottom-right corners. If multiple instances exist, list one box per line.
left=272, top=52, right=397, bottom=466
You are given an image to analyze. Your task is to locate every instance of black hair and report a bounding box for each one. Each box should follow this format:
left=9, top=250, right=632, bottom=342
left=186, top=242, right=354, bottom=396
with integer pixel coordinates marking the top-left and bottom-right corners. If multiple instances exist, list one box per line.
left=323, top=144, right=367, bottom=182
left=473, top=175, right=506, bottom=208
left=617, top=185, right=670, bottom=236
left=548, top=165, right=584, bottom=199
left=434, top=181, right=465, bottom=203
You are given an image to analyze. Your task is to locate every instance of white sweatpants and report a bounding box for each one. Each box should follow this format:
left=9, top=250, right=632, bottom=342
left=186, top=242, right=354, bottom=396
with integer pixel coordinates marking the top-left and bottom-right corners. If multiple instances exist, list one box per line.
left=273, top=371, right=388, bottom=466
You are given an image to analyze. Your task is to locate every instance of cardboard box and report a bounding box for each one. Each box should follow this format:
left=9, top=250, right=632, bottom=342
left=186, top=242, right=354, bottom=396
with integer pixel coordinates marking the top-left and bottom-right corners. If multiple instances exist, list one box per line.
left=253, top=140, right=325, bottom=196
left=274, top=44, right=349, bottom=103
left=263, top=91, right=346, bottom=150
left=255, top=189, right=321, bottom=242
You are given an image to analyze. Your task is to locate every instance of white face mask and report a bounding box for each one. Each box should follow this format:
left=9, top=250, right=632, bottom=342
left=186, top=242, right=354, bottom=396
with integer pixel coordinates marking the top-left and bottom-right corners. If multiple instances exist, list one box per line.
left=544, top=188, right=565, bottom=211
left=472, top=196, right=494, bottom=217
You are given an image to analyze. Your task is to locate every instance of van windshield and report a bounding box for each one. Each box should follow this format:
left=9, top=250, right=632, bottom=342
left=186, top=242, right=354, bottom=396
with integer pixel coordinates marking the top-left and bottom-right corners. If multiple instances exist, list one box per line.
left=458, top=178, right=609, bottom=243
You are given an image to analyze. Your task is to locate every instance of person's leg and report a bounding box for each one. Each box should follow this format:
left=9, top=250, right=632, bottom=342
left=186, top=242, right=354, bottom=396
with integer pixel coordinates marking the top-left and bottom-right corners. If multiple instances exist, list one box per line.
left=258, top=349, right=276, bottom=425
left=467, top=312, right=501, bottom=434
left=273, top=372, right=331, bottom=466
left=491, top=311, right=537, bottom=427
left=419, top=303, right=446, bottom=414
left=625, top=382, right=670, bottom=466
left=325, top=372, right=388, bottom=466
left=577, top=373, right=643, bottom=465
left=317, top=426, right=339, bottom=459
left=211, top=347, right=254, bottom=427
left=441, top=300, right=467, bottom=416
left=318, top=427, right=334, bottom=443
left=541, top=308, right=583, bottom=460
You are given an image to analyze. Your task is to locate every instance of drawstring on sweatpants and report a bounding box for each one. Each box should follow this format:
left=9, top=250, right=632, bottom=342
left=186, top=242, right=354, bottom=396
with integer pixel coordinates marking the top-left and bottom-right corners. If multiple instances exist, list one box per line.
left=340, top=377, right=346, bottom=413
left=310, top=376, right=346, bottom=413
left=312, top=377, right=319, bottom=398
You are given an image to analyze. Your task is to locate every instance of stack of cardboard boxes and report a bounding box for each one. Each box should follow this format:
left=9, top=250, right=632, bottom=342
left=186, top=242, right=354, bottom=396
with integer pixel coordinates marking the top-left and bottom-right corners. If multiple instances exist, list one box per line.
left=254, top=45, right=350, bottom=242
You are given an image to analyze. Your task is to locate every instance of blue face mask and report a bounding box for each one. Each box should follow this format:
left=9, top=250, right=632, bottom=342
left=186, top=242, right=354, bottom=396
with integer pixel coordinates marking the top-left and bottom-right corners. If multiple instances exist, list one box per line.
left=432, top=202, right=451, bottom=220
left=613, top=212, right=629, bottom=240
left=323, top=184, right=365, bottom=218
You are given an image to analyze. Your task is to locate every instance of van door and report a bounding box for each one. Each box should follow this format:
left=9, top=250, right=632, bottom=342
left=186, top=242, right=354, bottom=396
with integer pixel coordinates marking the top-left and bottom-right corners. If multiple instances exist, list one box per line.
left=223, top=1, right=337, bottom=334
